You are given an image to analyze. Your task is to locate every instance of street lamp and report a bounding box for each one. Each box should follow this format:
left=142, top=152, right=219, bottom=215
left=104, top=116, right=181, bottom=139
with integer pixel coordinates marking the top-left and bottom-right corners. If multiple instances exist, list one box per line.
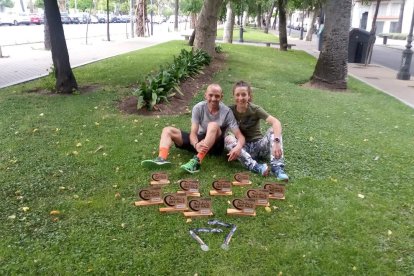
left=397, top=6, right=414, bottom=80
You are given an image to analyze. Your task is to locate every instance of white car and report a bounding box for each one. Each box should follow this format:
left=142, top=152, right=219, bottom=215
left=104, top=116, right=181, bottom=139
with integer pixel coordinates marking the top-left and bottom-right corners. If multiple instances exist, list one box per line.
left=13, top=12, right=31, bottom=25
left=0, top=13, right=15, bottom=26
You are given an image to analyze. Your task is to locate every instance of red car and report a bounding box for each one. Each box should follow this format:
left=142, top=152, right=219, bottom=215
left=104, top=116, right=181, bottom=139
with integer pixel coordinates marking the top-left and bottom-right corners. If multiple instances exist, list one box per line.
left=30, top=13, right=43, bottom=25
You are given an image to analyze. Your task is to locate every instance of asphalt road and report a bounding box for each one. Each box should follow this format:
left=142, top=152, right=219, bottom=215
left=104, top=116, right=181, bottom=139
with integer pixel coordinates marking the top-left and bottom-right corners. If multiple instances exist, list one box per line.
left=0, top=21, right=189, bottom=45
left=371, top=45, right=413, bottom=73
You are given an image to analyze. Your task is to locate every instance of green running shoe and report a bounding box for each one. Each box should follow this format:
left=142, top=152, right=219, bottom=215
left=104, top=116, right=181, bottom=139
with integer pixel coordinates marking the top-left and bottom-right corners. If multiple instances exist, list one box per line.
left=180, top=156, right=201, bottom=173
left=141, top=157, right=171, bottom=167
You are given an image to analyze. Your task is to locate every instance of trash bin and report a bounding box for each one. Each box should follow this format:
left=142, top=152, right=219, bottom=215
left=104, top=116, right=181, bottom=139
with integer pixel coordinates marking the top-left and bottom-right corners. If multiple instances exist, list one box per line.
left=348, top=28, right=370, bottom=63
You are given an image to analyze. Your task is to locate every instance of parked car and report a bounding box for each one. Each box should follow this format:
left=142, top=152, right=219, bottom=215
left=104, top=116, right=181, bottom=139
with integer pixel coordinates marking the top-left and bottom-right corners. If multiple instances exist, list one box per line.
left=69, top=14, right=80, bottom=24
left=60, top=12, right=72, bottom=24
left=96, top=13, right=107, bottom=23
left=0, top=13, right=15, bottom=26
left=29, top=13, right=43, bottom=25
left=90, top=14, right=99, bottom=23
left=13, top=12, right=31, bottom=25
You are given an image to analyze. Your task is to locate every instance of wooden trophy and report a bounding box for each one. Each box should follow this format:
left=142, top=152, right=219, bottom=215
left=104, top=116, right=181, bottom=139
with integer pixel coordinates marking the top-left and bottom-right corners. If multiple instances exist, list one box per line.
left=184, top=198, right=213, bottom=217
left=246, top=188, right=270, bottom=206
left=263, top=183, right=286, bottom=200
left=159, top=193, right=188, bottom=213
left=232, top=172, right=252, bottom=186
left=209, top=179, right=233, bottom=196
left=150, top=172, right=170, bottom=185
left=227, top=198, right=256, bottom=216
left=134, top=186, right=163, bottom=206
left=177, top=179, right=200, bottom=197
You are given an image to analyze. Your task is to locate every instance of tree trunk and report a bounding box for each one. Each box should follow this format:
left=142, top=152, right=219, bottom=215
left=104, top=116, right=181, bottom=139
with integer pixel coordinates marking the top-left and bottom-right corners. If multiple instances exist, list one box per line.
left=189, top=29, right=196, bottom=46
left=44, top=16, right=51, bottom=50
left=310, top=0, right=351, bottom=90
left=365, top=0, right=380, bottom=65
left=190, top=13, right=197, bottom=29
left=264, top=1, right=276, bottom=34
left=277, top=0, right=288, bottom=51
left=272, top=8, right=278, bottom=30
left=174, top=0, right=179, bottom=31
left=305, top=8, right=319, bottom=41
left=194, top=0, right=224, bottom=56
left=19, top=0, right=25, bottom=12
left=44, top=0, right=78, bottom=93
left=135, top=0, right=146, bottom=37
left=106, top=0, right=110, bottom=41
left=223, top=1, right=234, bottom=43
left=257, top=3, right=262, bottom=28
left=396, top=0, right=405, bottom=33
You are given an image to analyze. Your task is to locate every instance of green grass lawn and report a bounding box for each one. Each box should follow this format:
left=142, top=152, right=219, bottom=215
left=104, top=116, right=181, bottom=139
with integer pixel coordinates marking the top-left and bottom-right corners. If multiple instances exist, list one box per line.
left=217, top=26, right=279, bottom=43
left=1, top=40, right=413, bottom=275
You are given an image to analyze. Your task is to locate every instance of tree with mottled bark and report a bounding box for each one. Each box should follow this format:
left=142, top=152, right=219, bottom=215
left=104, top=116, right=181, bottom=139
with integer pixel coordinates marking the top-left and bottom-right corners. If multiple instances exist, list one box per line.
left=310, top=0, right=352, bottom=90
left=44, top=15, right=51, bottom=50
left=194, top=0, right=224, bottom=56
left=44, top=0, right=78, bottom=93
left=181, top=0, right=202, bottom=29
left=264, top=1, right=276, bottom=34
left=305, top=7, right=319, bottom=41
left=223, top=1, right=234, bottom=43
left=277, top=0, right=288, bottom=51
left=135, top=0, right=146, bottom=37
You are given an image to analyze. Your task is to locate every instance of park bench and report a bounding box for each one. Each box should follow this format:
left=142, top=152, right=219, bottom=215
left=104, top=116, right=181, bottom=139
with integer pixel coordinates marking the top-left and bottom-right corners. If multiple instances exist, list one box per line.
left=181, top=34, right=192, bottom=40
left=242, top=40, right=296, bottom=49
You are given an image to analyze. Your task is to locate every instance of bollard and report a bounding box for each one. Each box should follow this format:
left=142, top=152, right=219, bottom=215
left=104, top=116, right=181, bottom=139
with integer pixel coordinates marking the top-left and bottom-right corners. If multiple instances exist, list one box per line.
left=383, top=35, right=388, bottom=45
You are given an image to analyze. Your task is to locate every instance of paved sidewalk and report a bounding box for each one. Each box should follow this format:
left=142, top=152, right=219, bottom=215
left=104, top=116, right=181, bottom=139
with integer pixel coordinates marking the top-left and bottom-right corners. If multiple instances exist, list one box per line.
left=1, top=30, right=413, bottom=110
left=287, top=35, right=414, bottom=109
left=0, top=32, right=181, bottom=89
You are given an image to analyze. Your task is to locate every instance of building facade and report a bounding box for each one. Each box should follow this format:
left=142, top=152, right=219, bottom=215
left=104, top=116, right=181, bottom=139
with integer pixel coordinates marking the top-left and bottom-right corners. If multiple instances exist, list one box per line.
left=351, top=0, right=413, bottom=34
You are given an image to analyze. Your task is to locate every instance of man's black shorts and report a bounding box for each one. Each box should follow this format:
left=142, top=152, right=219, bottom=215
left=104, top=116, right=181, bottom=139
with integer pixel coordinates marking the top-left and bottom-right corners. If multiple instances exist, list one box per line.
left=175, top=131, right=224, bottom=155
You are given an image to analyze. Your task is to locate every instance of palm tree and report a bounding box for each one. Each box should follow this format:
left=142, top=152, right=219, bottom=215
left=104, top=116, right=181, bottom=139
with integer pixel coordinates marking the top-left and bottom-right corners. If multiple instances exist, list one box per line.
left=310, top=0, right=352, bottom=90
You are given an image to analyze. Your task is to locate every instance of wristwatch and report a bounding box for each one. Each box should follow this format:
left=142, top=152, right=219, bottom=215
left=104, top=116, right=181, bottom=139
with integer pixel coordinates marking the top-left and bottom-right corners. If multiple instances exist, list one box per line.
left=274, top=137, right=281, bottom=143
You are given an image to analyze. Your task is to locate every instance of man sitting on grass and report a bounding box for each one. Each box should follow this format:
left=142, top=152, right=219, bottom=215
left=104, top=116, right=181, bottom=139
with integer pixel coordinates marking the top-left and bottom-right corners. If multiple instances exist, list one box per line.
left=142, top=84, right=245, bottom=173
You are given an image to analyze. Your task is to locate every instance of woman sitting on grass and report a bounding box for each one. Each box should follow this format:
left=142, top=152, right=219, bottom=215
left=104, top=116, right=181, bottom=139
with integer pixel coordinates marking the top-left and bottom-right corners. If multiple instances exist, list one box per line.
left=225, top=80, right=288, bottom=181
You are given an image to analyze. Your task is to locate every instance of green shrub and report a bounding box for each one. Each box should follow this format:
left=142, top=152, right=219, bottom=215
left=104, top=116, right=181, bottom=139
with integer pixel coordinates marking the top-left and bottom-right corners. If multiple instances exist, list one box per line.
left=133, top=48, right=211, bottom=110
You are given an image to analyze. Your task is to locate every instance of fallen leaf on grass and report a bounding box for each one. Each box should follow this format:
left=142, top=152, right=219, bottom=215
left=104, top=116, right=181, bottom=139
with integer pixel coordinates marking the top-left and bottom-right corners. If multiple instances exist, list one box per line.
left=94, top=145, right=104, bottom=153
left=186, top=218, right=192, bottom=223
left=388, top=230, right=392, bottom=235
left=50, top=210, right=60, bottom=215
left=358, top=194, right=365, bottom=199
left=21, top=207, right=30, bottom=212
left=115, top=192, right=121, bottom=199
left=8, top=214, right=16, bottom=220
left=76, top=143, right=82, bottom=147
left=265, top=206, right=271, bottom=212
left=309, top=137, right=314, bottom=142
left=94, top=122, right=100, bottom=126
